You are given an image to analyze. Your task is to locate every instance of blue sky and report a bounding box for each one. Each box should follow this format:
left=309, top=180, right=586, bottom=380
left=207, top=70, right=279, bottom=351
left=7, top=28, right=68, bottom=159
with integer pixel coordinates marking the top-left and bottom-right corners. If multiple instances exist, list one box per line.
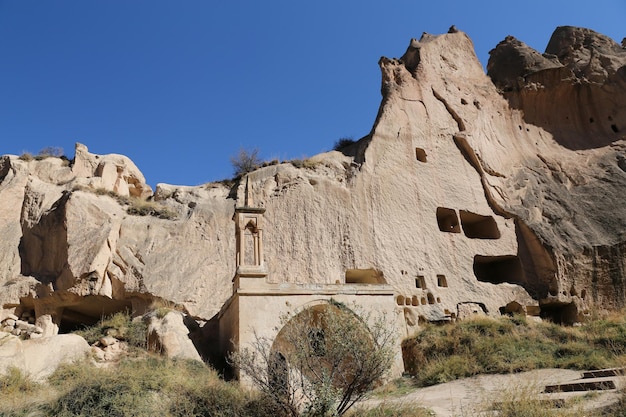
left=1, top=1, right=624, bottom=188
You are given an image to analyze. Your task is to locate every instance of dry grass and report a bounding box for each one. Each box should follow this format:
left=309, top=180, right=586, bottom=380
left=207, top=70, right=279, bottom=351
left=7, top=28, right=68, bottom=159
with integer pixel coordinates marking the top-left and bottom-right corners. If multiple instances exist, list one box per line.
left=0, top=358, right=279, bottom=417
left=73, top=186, right=178, bottom=220
left=348, top=402, right=434, bottom=417
left=478, top=387, right=585, bottom=417
left=125, top=198, right=178, bottom=219
left=289, top=158, right=319, bottom=169
left=402, top=314, right=626, bottom=387
left=75, top=310, right=148, bottom=350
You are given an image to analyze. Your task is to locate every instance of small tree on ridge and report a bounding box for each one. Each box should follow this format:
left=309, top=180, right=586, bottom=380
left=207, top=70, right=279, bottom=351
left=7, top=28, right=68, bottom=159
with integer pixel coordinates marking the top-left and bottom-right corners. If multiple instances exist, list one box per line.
left=230, top=147, right=262, bottom=177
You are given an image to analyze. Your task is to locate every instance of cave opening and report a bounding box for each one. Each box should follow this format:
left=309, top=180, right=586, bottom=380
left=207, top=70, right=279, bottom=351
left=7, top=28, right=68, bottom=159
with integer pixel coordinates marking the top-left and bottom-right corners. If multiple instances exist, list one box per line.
left=436, top=207, right=461, bottom=233
left=540, top=302, right=579, bottom=325
left=415, top=148, right=428, bottom=163
left=473, top=255, right=524, bottom=285
left=345, top=269, right=386, bottom=284
left=415, top=275, right=426, bottom=289
left=57, top=296, right=134, bottom=334
left=459, top=210, right=501, bottom=239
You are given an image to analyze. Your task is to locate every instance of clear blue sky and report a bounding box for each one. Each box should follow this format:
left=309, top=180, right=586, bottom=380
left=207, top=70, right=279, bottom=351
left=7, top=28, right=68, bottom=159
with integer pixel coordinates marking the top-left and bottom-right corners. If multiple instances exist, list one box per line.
left=1, top=1, right=624, bottom=187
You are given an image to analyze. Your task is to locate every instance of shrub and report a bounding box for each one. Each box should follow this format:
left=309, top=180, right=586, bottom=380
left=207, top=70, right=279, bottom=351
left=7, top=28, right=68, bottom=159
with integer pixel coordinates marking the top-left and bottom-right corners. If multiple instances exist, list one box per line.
left=231, top=147, right=262, bottom=177
left=36, top=146, right=64, bottom=159
left=76, top=311, right=148, bottom=349
left=231, top=301, right=396, bottom=417
left=333, top=137, right=356, bottom=151
left=289, top=159, right=319, bottom=169
left=75, top=185, right=177, bottom=220
left=18, top=152, right=34, bottom=161
left=45, top=358, right=272, bottom=417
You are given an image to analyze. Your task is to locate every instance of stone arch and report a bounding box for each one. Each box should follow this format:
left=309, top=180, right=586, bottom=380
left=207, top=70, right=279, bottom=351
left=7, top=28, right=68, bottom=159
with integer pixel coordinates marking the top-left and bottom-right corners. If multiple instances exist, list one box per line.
left=269, top=300, right=376, bottom=391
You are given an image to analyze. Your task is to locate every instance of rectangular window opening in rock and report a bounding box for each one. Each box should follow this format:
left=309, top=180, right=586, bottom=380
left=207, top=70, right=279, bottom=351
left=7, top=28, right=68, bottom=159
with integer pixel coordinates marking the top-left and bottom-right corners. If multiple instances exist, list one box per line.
left=415, top=275, right=426, bottom=289
left=436, top=207, right=461, bottom=233
left=345, top=269, right=386, bottom=284
left=473, top=255, right=524, bottom=285
left=415, top=147, right=427, bottom=163
left=459, top=210, right=501, bottom=239
left=437, top=274, right=448, bottom=287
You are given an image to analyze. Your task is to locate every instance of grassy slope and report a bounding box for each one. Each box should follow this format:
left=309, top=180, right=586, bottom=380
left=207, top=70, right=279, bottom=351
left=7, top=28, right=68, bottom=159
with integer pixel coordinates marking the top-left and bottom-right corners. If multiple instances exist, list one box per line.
left=3, top=312, right=626, bottom=416
left=402, top=314, right=626, bottom=387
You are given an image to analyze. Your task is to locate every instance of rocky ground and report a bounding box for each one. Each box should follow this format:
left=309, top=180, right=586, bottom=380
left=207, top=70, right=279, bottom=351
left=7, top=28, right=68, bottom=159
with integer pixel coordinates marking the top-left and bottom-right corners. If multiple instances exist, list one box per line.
left=366, top=368, right=626, bottom=416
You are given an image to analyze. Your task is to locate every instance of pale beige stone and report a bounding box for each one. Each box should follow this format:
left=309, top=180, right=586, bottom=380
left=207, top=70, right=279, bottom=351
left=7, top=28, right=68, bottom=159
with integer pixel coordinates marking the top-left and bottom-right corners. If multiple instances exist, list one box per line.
left=0, top=26, right=623, bottom=376
left=0, top=333, right=90, bottom=381
left=146, top=311, right=202, bottom=361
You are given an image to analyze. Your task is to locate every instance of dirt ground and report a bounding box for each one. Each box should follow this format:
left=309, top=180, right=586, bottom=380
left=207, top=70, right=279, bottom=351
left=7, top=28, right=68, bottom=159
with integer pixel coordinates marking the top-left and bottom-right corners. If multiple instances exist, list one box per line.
left=364, top=369, right=626, bottom=416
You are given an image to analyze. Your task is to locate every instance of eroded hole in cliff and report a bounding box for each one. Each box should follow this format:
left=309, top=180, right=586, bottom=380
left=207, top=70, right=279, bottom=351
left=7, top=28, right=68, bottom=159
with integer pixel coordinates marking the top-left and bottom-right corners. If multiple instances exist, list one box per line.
left=611, top=124, right=619, bottom=133
left=473, top=255, right=523, bottom=285
left=415, top=275, right=426, bottom=289
left=345, top=269, right=386, bottom=284
left=459, top=210, right=501, bottom=239
left=427, top=293, right=435, bottom=304
left=437, top=274, right=448, bottom=287
left=415, top=148, right=427, bottom=163
left=57, top=296, right=134, bottom=333
left=436, top=207, right=461, bottom=233
left=540, top=302, right=580, bottom=325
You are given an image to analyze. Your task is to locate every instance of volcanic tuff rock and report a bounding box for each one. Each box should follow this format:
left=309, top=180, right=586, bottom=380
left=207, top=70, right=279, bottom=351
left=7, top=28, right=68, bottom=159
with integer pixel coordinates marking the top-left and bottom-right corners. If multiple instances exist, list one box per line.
left=0, top=26, right=625, bottom=352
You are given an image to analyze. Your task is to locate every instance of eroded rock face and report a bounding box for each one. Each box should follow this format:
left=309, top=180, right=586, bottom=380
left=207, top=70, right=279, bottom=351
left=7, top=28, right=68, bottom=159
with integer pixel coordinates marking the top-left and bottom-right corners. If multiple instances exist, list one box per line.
left=486, top=26, right=626, bottom=316
left=0, top=332, right=90, bottom=381
left=0, top=26, right=624, bottom=345
left=488, top=26, right=626, bottom=150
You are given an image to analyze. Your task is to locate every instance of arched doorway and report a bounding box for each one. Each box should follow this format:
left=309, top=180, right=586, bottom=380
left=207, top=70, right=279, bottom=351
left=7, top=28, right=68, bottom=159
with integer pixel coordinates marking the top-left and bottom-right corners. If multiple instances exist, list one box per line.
left=268, top=300, right=386, bottom=413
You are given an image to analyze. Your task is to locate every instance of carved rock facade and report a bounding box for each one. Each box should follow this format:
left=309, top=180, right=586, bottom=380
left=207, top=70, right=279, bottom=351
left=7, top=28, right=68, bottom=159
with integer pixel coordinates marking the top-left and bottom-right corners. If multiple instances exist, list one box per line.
left=0, top=27, right=624, bottom=361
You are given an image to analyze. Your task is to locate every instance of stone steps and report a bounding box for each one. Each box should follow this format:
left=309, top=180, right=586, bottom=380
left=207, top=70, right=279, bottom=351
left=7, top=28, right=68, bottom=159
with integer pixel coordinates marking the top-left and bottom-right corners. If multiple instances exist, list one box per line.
left=542, top=367, right=625, bottom=395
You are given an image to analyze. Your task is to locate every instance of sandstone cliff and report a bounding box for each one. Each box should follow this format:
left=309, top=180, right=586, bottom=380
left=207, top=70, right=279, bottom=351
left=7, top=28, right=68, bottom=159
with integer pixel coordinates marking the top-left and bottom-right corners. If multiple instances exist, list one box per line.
left=1, top=26, right=624, bottom=344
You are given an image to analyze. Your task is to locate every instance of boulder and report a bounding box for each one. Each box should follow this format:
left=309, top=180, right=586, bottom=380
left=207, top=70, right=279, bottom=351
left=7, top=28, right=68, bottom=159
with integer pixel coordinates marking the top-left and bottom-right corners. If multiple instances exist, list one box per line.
left=0, top=333, right=90, bottom=381
left=146, top=311, right=202, bottom=361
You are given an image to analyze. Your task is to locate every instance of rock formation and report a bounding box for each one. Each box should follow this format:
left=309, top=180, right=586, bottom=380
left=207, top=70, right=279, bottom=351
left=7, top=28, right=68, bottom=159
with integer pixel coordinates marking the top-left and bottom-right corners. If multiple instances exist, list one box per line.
left=486, top=26, right=626, bottom=319
left=0, top=26, right=625, bottom=372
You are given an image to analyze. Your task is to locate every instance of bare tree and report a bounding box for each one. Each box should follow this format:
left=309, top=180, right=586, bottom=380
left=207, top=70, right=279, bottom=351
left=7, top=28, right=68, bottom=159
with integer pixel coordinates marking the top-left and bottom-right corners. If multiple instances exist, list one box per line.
left=230, top=147, right=262, bottom=177
left=230, top=300, right=396, bottom=417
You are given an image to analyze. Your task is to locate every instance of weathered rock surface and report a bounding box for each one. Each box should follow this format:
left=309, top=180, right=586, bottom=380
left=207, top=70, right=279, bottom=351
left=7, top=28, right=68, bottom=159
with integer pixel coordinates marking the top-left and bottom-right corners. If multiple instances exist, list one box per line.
left=146, top=311, right=202, bottom=361
left=486, top=26, right=626, bottom=317
left=0, top=26, right=624, bottom=360
left=0, top=332, right=90, bottom=381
